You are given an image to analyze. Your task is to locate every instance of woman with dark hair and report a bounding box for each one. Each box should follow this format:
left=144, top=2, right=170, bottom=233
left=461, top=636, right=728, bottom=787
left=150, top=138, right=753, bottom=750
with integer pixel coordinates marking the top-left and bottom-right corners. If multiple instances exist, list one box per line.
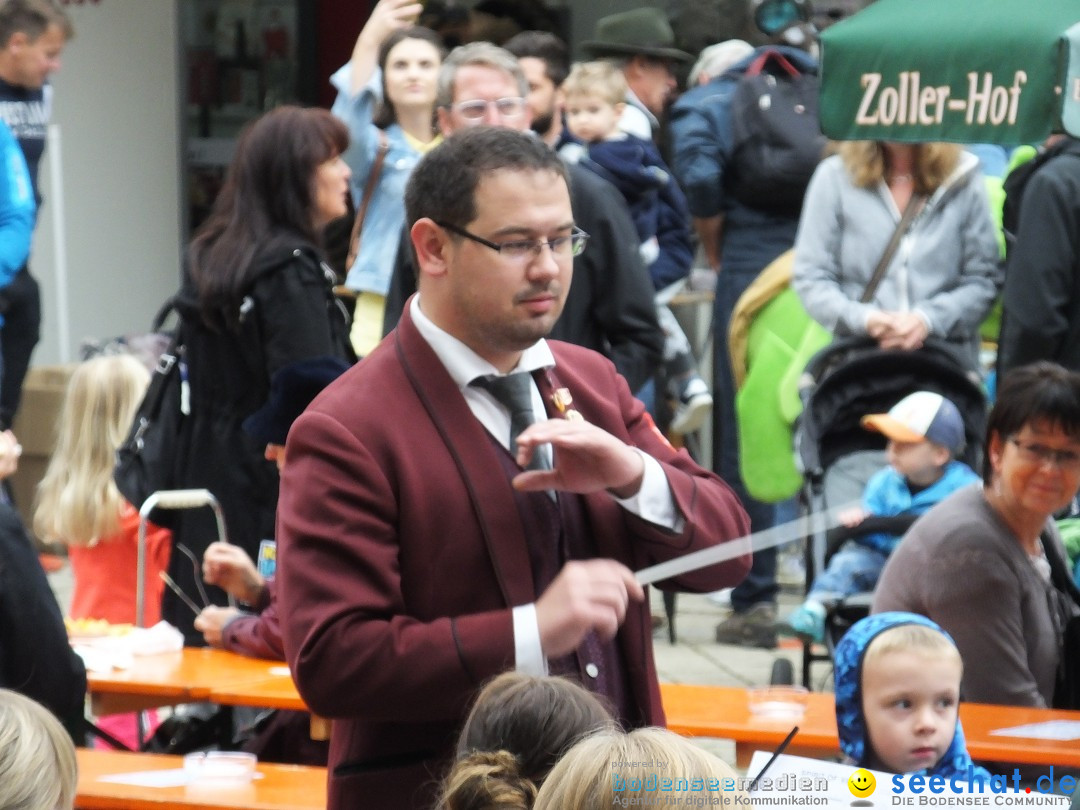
left=331, top=0, right=445, bottom=356
left=874, top=362, right=1080, bottom=708
left=164, top=105, right=354, bottom=643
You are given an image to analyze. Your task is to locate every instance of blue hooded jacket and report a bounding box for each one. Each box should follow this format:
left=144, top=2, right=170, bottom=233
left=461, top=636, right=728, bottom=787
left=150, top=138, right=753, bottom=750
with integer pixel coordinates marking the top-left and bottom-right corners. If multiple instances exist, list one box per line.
left=835, top=612, right=991, bottom=781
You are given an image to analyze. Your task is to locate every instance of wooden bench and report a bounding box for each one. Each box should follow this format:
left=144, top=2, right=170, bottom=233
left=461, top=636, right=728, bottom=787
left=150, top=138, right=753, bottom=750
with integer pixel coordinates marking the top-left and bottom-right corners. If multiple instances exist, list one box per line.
left=76, top=748, right=326, bottom=810
left=660, top=683, right=1080, bottom=770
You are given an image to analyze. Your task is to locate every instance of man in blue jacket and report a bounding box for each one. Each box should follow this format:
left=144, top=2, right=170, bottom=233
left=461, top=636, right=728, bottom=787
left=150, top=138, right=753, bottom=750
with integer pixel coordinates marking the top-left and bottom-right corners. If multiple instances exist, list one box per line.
left=0, top=0, right=73, bottom=429
left=0, top=121, right=33, bottom=291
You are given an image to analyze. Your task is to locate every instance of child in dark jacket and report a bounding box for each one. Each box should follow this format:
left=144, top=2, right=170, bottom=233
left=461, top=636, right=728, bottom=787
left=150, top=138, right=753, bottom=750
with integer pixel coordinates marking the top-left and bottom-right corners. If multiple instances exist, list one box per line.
left=558, top=61, right=710, bottom=435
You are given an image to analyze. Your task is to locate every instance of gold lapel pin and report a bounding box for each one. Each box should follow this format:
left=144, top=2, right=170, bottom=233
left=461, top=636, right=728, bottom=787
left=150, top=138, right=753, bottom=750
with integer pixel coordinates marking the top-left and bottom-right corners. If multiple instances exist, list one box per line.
left=552, top=387, right=584, bottom=421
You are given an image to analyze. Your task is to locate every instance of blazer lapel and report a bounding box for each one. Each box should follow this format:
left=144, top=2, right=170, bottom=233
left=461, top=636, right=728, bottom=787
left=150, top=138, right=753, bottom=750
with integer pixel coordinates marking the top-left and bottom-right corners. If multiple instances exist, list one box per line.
left=394, top=300, right=535, bottom=608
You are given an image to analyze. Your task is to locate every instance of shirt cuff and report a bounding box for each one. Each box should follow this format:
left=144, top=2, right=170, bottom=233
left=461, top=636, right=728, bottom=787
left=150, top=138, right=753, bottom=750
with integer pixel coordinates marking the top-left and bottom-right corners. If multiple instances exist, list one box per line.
left=512, top=603, right=547, bottom=676
left=610, top=449, right=684, bottom=532
left=912, top=307, right=933, bottom=334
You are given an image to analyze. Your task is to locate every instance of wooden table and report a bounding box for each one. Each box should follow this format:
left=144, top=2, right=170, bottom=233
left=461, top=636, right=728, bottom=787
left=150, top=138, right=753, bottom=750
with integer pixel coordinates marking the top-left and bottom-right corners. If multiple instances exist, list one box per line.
left=660, top=683, right=1080, bottom=769
left=86, top=648, right=331, bottom=739
left=87, top=648, right=288, bottom=716
left=76, top=748, right=326, bottom=810
left=207, top=675, right=330, bottom=740
left=661, top=683, right=837, bottom=767
left=89, top=655, right=1080, bottom=770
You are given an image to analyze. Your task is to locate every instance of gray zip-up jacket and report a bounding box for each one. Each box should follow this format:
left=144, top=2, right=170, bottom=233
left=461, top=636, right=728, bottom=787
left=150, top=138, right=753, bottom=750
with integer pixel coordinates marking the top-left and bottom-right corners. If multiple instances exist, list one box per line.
left=792, top=151, right=1002, bottom=367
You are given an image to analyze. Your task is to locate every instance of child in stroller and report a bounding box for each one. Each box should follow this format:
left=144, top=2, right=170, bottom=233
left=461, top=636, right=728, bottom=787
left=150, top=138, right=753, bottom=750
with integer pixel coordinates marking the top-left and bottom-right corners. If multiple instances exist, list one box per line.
left=779, top=391, right=979, bottom=643
left=785, top=337, right=987, bottom=686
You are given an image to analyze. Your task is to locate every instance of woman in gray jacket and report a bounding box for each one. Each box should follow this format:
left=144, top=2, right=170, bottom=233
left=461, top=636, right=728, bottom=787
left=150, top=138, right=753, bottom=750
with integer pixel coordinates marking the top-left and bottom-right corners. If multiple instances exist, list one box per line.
left=792, top=141, right=1001, bottom=369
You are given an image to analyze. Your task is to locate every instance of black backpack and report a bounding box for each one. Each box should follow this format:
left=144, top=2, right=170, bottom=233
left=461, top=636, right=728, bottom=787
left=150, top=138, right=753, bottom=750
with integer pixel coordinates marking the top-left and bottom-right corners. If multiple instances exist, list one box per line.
left=727, top=49, right=825, bottom=215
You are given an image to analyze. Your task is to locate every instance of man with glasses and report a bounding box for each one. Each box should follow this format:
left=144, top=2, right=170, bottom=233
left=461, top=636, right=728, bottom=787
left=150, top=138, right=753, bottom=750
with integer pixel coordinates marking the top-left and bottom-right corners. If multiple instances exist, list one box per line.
left=277, top=128, right=751, bottom=810
left=384, top=41, right=663, bottom=395
left=582, top=8, right=691, bottom=141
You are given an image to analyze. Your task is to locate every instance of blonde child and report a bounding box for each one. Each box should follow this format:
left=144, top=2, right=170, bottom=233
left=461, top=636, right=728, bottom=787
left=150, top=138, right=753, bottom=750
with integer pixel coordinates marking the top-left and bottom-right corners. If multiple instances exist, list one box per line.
left=559, top=61, right=710, bottom=435
left=834, top=612, right=990, bottom=779
left=0, top=688, right=78, bottom=810
left=33, top=354, right=171, bottom=748
left=533, top=726, right=746, bottom=809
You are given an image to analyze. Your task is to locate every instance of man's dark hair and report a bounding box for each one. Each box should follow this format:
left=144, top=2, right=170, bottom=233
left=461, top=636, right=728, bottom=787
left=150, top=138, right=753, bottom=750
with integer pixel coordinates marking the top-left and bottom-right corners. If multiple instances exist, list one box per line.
left=503, top=31, right=570, bottom=87
left=0, top=0, right=73, bottom=46
left=405, top=128, right=566, bottom=229
left=983, top=361, right=1080, bottom=483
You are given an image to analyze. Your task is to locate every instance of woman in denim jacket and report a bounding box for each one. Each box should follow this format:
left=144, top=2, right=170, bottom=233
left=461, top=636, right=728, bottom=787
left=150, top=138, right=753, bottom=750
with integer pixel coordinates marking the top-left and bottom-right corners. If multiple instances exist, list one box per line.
left=331, top=0, right=444, bottom=356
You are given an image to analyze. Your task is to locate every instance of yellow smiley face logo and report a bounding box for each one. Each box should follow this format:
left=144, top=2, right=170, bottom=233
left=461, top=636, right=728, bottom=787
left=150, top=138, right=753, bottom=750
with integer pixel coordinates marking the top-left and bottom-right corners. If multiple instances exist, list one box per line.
left=848, top=768, right=876, bottom=798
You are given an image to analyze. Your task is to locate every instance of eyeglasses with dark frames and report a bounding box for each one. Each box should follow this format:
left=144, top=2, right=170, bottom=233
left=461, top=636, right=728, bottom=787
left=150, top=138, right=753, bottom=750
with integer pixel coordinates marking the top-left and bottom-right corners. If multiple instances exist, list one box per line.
left=436, top=221, right=590, bottom=261
left=1008, top=437, right=1080, bottom=472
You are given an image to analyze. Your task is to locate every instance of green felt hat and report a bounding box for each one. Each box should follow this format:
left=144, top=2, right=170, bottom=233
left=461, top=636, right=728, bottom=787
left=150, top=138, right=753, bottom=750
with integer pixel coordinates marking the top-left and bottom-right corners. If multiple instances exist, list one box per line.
left=582, top=8, right=692, bottom=63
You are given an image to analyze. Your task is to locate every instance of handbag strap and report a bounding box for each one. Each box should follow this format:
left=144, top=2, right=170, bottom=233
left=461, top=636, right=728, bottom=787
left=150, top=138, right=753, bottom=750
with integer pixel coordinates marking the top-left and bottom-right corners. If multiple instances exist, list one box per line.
left=745, top=48, right=801, bottom=78
left=345, top=129, right=391, bottom=271
left=859, top=193, right=927, bottom=304
left=1042, top=530, right=1080, bottom=608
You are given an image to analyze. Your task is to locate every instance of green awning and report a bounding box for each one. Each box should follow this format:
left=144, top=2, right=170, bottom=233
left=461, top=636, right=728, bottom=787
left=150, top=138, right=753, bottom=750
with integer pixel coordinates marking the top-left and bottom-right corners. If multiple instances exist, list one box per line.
left=820, top=0, right=1080, bottom=144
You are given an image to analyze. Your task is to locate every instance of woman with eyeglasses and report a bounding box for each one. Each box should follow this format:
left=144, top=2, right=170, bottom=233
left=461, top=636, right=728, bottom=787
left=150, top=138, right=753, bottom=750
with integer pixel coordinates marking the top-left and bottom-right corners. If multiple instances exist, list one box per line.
left=874, top=361, right=1080, bottom=709
left=331, top=0, right=445, bottom=356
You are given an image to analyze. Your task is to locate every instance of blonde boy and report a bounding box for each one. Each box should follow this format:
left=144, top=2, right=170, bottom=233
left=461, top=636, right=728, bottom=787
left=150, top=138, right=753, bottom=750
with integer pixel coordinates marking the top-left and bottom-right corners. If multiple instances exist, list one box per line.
left=834, top=613, right=989, bottom=779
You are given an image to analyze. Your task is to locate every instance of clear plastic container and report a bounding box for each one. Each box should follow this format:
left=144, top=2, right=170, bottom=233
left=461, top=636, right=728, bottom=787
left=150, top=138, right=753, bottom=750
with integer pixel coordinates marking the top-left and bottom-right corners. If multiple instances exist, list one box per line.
left=747, top=685, right=809, bottom=721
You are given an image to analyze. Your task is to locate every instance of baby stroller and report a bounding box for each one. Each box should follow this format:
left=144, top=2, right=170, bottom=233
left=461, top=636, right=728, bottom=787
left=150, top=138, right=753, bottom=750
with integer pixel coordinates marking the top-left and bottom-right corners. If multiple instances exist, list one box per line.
left=790, top=336, right=987, bottom=688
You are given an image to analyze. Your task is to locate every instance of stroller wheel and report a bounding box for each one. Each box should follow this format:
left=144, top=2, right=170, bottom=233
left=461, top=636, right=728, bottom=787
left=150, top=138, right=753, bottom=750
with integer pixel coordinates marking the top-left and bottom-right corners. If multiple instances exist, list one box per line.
left=769, top=657, right=795, bottom=686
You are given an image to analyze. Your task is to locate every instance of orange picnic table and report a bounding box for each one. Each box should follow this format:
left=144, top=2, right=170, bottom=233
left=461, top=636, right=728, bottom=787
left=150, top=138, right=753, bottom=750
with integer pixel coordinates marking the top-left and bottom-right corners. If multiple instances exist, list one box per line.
left=86, top=647, right=289, bottom=716
left=660, top=683, right=1080, bottom=770
left=86, top=650, right=1080, bottom=772
left=75, top=748, right=326, bottom=810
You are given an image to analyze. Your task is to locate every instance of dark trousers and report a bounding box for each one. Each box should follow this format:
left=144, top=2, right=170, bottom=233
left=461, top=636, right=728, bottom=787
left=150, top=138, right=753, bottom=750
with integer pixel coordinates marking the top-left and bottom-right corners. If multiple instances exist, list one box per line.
left=0, top=267, right=41, bottom=429
left=712, top=266, right=779, bottom=611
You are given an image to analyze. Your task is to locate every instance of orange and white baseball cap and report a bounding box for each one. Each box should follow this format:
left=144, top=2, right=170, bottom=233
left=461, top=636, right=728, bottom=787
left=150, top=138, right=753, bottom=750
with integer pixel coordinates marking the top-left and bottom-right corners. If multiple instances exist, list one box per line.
left=861, top=391, right=965, bottom=454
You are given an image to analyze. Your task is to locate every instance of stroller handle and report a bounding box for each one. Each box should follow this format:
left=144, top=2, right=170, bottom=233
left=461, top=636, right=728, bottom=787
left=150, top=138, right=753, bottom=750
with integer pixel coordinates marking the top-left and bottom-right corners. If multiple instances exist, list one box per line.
left=136, top=489, right=230, bottom=628
left=140, top=488, right=218, bottom=512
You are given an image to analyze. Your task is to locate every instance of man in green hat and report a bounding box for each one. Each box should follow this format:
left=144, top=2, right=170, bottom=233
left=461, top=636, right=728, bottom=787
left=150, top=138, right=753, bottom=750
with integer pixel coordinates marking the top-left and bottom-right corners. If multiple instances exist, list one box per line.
left=582, top=8, right=691, bottom=141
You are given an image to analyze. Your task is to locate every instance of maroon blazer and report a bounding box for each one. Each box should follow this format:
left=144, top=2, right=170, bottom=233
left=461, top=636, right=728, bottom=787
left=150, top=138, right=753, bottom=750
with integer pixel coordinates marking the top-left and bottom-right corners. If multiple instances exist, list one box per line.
left=277, top=300, right=751, bottom=810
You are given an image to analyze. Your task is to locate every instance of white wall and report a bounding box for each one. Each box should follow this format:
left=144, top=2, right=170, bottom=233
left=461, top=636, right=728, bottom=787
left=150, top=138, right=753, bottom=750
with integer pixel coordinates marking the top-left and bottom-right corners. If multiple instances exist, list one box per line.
left=31, top=0, right=182, bottom=365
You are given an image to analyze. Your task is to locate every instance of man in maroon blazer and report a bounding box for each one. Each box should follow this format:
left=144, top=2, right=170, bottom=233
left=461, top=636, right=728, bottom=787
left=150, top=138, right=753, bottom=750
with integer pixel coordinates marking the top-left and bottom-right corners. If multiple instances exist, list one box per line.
left=277, top=127, right=750, bottom=810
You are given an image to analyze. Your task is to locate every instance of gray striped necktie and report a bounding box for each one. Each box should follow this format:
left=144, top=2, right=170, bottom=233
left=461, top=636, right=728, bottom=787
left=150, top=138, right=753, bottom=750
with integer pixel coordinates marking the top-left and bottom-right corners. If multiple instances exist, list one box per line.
left=472, top=373, right=549, bottom=471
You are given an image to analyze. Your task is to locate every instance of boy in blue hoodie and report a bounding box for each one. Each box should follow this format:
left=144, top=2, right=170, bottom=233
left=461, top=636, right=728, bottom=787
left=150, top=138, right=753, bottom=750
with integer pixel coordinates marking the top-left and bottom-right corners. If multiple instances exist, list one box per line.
left=780, top=391, right=978, bottom=642
left=835, top=612, right=991, bottom=781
